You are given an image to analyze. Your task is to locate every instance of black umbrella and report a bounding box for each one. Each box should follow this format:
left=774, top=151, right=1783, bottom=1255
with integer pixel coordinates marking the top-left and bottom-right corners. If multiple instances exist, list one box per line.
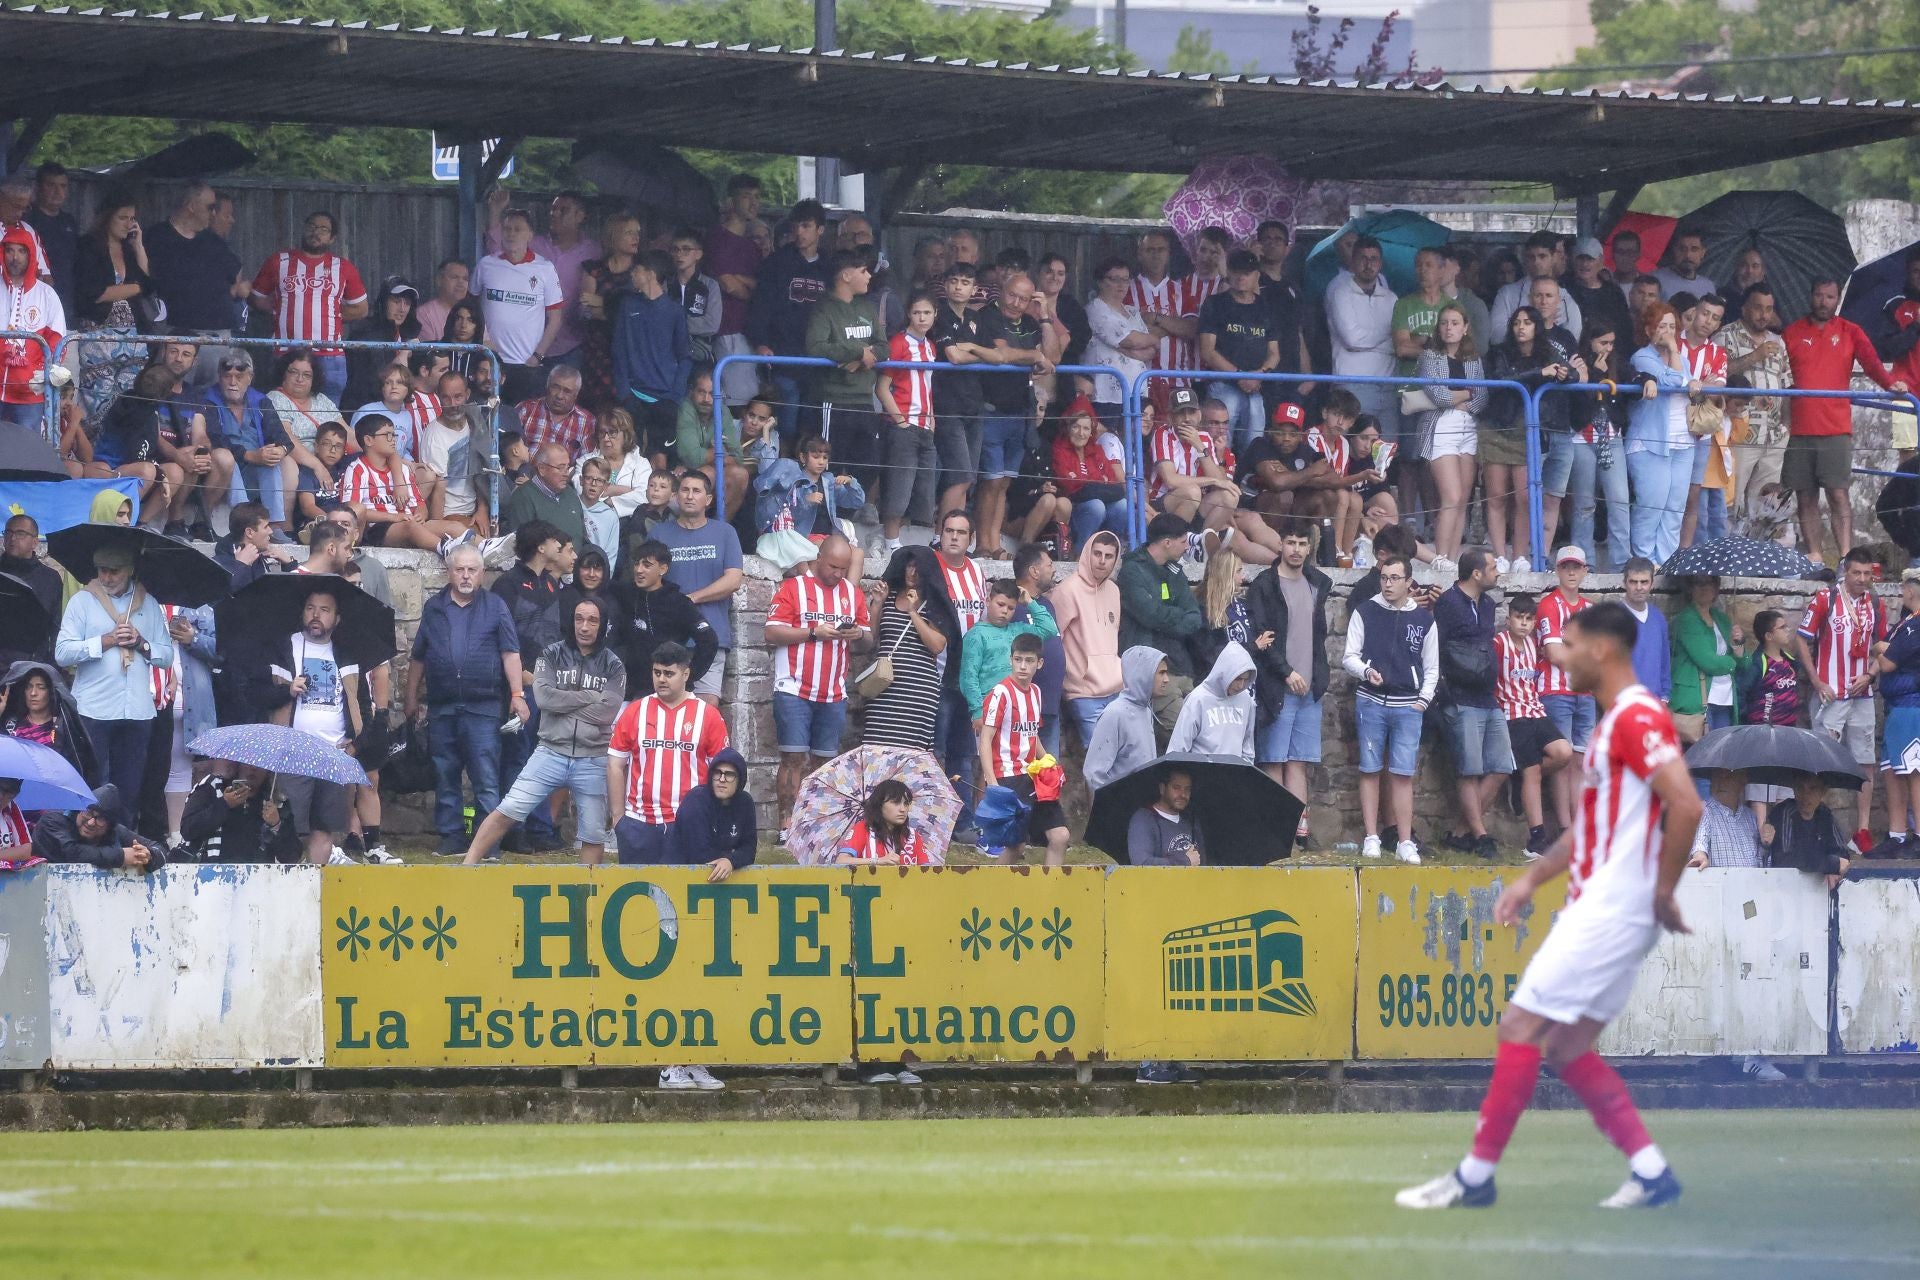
left=1677, top=190, right=1855, bottom=325
left=215, top=572, right=396, bottom=672
left=0, top=424, right=69, bottom=480
left=1840, top=238, right=1920, bottom=352
left=1085, top=752, right=1303, bottom=867
left=0, top=572, right=51, bottom=656
left=1685, top=725, right=1864, bottom=790
left=1660, top=536, right=1822, bottom=582
left=46, top=524, right=229, bottom=607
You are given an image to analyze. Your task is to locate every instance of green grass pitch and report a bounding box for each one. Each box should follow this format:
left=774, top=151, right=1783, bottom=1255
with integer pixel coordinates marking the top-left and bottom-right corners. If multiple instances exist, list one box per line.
left=4, top=1110, right=1918, bottom=1278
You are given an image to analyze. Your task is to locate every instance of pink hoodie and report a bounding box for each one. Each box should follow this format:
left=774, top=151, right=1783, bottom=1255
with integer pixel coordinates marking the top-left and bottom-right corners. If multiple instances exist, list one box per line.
left=1046, top=530, right=1124, bottom=699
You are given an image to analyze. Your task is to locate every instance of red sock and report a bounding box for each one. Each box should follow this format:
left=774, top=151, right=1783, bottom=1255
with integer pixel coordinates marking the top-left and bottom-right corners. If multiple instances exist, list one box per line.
left=1559, top=1051, right=1653, bottom=1158
left=1470, top=1040, right=1542, bottom=1164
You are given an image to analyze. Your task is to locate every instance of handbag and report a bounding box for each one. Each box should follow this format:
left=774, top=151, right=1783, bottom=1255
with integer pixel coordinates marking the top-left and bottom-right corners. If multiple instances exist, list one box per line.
left=1673, top=672, right=1710, bottom=746
left=1398, top=387, right=1438, bottom=415
left=853, top=606, right=914, bottom=698
left=1686, top=396, right=1722, bottom=438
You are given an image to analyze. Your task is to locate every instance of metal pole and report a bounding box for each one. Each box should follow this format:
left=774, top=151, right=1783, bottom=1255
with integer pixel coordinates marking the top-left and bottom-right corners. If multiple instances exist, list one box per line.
left=0, top=330, right=59, bottom=444
left=457, top=143, right=481, bottom=270
left=813, top=0, right=840, bottom=207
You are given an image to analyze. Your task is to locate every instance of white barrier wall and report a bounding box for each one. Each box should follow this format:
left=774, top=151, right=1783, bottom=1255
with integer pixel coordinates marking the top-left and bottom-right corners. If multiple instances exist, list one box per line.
left=1835, top=878, right=1920, bottom=1054
left=1601, top=869, right=1831, bottom=1058
left=0, top=869, right=49, bottom=1069
left=45, top=865, right=323, bottom=1069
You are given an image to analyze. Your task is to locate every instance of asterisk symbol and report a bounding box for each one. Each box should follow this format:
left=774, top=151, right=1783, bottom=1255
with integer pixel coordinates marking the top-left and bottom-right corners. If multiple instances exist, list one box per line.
left=1040, top=907, right=1073, bottom=959
left=334, top=906, right=370, bottom=962
left=377, top=907, right=414, bottom=959
left=421, top=905, right=458, bottom=961
left=999, top=908, right=1034, bottom=961
left=959, top=907, right=991, bottom=960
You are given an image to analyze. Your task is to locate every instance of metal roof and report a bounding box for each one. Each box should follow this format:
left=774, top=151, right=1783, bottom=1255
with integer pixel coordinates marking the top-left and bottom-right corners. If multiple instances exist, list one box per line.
left=5, top=5, right=1919, bottom=194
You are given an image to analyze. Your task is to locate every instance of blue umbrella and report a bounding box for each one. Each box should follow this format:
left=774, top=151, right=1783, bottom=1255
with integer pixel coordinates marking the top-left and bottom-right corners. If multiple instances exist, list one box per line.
left=188, top=724, right=369, bottom=786
left=1304, top=209, right=1450, bottom=301
left=1841, top=240, right=1920, bottom=356
left=0, top=735, right=96, bottom=811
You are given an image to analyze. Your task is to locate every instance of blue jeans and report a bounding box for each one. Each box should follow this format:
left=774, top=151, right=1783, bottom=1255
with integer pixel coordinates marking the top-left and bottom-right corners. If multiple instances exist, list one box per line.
left=1697, top=487, right=1729, bottom=543
left=1040, top=711, right=1061, bottom=759
left=82, top=714, right=152, bottom=821
left=312, top=353, right=347, bottom=405
left=978, top=412, right=1027, bottom=480
left=1626, top=448, right=1692, bottom=565
left=1442, top=703, right=1516, bottom=777
left=1543, top=692, right=1598, bottom=752
left=769, top=371, right=804, bottom=448
left=500, top=686, right=560, bottom=844
left=1543, top=435, right=1630, bottom=571
left=498, top=744, right=608, bottom=846
left=229, top=457, right=287, bottom=523
left=1258, top=692, right=1323, bottom=765
left=773, top=691, right=849, bottom=756
left=428, top=703, right=501, bottom=838
left=0, top=400, right=43, bottom=430
left=1209, top=381, right=1266, bottom=456
left=1068, top=495, right=1130, bottom=549
left=1355, top=697, right=1422, bottom=776
left=614, top=816, right=673, bottom=864
left=1064, top=694, right=1116, bottom=749
left=935, top=683, right=978, bottom=831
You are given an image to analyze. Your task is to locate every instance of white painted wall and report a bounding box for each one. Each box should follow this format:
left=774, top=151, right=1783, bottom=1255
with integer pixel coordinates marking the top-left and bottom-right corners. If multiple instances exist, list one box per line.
left=1835, top=878, right=1920, bottom=1054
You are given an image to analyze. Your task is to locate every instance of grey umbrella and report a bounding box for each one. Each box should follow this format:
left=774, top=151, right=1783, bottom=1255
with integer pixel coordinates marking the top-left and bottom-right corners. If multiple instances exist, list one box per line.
left=1677, top=190, right=1855, bottom=325
left=1685, top=725, right=1864, bottom=789
left=1660, top=536, right=1822, bottom=582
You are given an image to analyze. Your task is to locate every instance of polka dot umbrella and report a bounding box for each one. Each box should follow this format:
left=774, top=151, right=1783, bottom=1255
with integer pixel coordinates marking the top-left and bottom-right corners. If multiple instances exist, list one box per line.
left=188, top=723, right=370, bottom=787
left=1659, top=537, right=1823, bottom=582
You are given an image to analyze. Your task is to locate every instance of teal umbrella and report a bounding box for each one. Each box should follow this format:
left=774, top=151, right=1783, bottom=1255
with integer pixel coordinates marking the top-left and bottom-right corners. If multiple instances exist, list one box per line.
left=1304, top=210, right=1451, bottom=300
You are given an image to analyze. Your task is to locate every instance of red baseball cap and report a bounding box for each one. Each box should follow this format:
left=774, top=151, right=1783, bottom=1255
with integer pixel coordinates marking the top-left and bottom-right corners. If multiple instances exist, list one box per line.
left=1269, top=401, right=1306, bottom=428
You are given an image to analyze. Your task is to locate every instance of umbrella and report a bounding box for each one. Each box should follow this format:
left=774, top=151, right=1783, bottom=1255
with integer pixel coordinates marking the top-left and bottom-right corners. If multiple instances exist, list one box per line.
left=1304, top=209, right=1449, bottom=301
left=1685, top=725, right=1864, bottom=790
left=1604, top=211, right=1677, bottom=281
left=1677, top=190, right=1856, bottom=325
left=1659, top=536, right=1823, bottom=581
left=46, top=523, right=229, bottom=607
left=0, top=425, right=69, bottom=480
left=215, top=572, right=397, bottom=672
left=1840, top=238, right=1920, bottom=354
left=188, top=723, right=369, bottom=786
left=786, top=746, right=959, bottom=867
left=570, top=138, right=717, bottom=228
left=1163, top=154, right=1312, bottom=256
left=0, top=735, right=94, bottom=810
left=0, top=572, right=50, bottom=657
left=1084, top=752, right=1303, bottom=867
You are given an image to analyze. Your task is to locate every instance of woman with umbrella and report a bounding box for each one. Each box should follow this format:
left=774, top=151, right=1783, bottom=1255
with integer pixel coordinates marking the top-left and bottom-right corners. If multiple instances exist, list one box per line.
left=1669, top=574, right=1744, bottom=749
left=0, top=660, right=95, bottom=784
left=179, top=763, right=301, bottom=863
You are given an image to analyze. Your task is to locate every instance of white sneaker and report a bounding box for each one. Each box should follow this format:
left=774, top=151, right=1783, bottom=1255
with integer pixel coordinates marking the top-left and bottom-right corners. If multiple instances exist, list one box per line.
left=1742, top=1055, right=1787, bottom=1082
left=362, top=844, right=403, bottom=866
left=325, top=847, right=355, bottom=866
left=1599, top=1168, right=1682, bottom=1208
left=1362, top=834, right=1383, bottom=859
left=883, top=537, right=903, bottom=558
left=1494, top=556, right=1511, bottom=574
left=1395, top=839, right=1422, bottom=865
left=1395, top=1168, right=1494, bottom=1209
left=894, top=1067, right=923, bottom=1085
left=684, top=1065, right=725, bottom=1091
left=1429, top=555, right=1457, bottom=578
left=658, top=1066, right=697, bottom=1090
left=1511, top=556, right=1532, bottom=575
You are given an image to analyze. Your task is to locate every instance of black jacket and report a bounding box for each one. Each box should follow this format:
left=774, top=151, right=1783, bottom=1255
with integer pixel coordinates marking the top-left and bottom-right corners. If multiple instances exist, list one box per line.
left=180, top=775, right=302, bottom=863
left=490, top=564, right=561, bottom=666
left=0, top=556, right=62, bottom=661
left=32, top=811, right=161, bottom=869
left=0, top=660, right=98, bottom=782
left=1486, top=329, right=1578, bottom=434
left=610, top=578, right=717, bottom=698
left=666, top=747, right=757, bottom=867
left=213, top=536, right=278, bottom=592
left=744, top=245, right=829, bottom=355
left=1244, top=562, right=1332, bottom=719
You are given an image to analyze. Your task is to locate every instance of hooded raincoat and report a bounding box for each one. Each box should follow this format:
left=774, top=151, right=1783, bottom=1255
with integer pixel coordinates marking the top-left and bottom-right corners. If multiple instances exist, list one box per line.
left=668, top=746, right=757, bottom=867
left=1167, top=642, right=1258, bottom=762
left=0, top=223, right=64, bottom=406
left=1083, top=645, right=1165, bottom=791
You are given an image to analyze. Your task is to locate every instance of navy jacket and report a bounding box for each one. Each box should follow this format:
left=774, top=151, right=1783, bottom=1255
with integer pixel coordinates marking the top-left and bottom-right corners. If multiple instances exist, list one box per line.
left=667, top=748, right=758, bottom=867
left=411, top=586, right=519, bottom=707
left=745, top=245, right=829, bottom=355
left=612, top=291, right=691, bottom=402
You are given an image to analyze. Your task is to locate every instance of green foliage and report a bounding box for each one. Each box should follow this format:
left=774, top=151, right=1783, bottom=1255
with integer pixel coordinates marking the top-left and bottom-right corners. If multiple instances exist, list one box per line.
left=1537, top=0, right=1920, bottom=212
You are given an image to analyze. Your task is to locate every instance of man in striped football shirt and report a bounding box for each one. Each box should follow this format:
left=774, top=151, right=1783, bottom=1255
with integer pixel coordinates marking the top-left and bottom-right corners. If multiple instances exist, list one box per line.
left=762, top=534, right=869, bottom=839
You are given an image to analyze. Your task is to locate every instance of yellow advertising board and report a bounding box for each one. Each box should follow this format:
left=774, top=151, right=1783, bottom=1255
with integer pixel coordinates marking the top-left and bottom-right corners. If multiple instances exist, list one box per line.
left=1101, top=868, right=1357, bottom=1062
left=844, top=865, right=1105, bottom=1063
left=322, top=867, right=855, bottom=1067
left=1354, top=867, right=1567, bottom=1059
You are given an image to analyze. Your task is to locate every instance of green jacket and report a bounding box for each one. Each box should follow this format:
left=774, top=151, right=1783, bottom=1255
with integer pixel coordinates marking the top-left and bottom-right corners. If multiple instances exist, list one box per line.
left=1670, top=604, right=1741, bottom=718
left=673, top=398, right=743, bottom=473
left=959, top=603, right=1058, bottom=713
left=501, top=476, right=588, bottom=552
left=1116, top=548, right=1202, bottom=679
left=804, top=295, right=885, bottom=405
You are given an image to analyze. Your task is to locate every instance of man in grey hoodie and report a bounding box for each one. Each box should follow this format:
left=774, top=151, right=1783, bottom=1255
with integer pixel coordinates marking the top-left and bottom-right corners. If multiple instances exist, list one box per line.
left=1084, top=646, right=1169, bottom=791
left=463, top=596, right=627, bottom=866
left=1168, top=642, right=1258, bottom=762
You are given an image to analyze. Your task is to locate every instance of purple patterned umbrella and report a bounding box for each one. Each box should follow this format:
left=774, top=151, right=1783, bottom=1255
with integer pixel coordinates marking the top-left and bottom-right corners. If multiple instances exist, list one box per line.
left=787, top=746, right=959, bottom=867
left=189, top=723, right=369, bottom=786
left=1164, top=155, right=1312, bottom=255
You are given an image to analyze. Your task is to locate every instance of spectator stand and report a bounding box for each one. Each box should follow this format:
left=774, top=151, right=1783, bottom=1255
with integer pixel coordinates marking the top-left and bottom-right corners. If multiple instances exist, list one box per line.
left=708, top=353, right=1127, bottom=530
left=1, top=330, right=60, bottom=442
left=50, top=332, right=502, bottom=517
left=1125, top=368, right=1534, bottom=549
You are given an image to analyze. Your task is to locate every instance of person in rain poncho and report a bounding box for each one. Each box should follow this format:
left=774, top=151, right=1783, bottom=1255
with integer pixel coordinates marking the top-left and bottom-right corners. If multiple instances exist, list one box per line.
left=1168, top=641, right=1258, bottom=762
left=1084, top=645, right=1167, bottom=790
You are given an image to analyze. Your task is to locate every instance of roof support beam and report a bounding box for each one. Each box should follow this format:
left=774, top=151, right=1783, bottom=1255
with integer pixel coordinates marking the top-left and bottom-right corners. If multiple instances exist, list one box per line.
left=4, top=114, right=54, bottom=175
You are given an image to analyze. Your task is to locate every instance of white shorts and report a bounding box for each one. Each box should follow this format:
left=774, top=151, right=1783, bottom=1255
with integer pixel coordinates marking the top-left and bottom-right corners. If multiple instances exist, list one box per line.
left=1429, top=408, right=1477, bottom=459
left=1509, top=903, right=1659, bottom=1026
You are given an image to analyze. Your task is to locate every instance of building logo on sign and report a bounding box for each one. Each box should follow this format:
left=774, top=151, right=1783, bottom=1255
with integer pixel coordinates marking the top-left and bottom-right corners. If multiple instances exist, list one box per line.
left=431, top=135, right=514, bottom=183
left=1162, top=911, right=1314, bottom=1016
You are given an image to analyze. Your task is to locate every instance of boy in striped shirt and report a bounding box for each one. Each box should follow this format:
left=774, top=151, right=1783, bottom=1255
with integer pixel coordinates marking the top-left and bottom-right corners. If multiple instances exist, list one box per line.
left=977, top=632, right=1068, bottom=865
left=606, top=640, right=729, bottom=865
left=1497, top=594, right=1574, bottom=859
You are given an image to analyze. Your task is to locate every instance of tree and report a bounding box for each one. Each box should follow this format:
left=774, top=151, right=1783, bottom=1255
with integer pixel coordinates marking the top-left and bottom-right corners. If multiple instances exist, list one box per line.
left=1289, top=4, right=1436, bottom=83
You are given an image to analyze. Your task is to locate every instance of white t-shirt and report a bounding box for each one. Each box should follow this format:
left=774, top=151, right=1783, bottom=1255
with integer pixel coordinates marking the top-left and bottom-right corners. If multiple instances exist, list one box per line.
left=471, top=251, right=564, bottom=364
left=418, top=418, right=476, bottom=516
left=270, top=634, right=358, bottom=747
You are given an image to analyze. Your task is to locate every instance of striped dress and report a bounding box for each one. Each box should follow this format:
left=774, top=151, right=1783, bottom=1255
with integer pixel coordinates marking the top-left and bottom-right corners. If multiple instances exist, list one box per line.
left=859, top=598, right=941, bottom=751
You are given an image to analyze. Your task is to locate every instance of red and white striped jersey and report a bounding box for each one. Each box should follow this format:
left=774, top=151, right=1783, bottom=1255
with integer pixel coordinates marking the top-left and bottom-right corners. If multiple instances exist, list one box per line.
left=1569, top=686, right=1681, bottom=922
left=1681, top=337, right=1728, bottom=384
left=838, top=819, right=934, bottom=866
left=1493, top=631, right=1547, bottom=721
left=1125, top=273, right=1202, bottom=374
left=516, top=398, right=598, bottom=460
left=608, top=694, right=729, bottom=824
left=151, top=603, right=187, bottom=712
left=1149, top=424, right=1216, bottom=501
left=250, top=251, right=368, bottom=355
left=1799, top=584, right=1886, bottom=698
left=982, top=677, right=1044, bottom=781
left=1186, top=273, right=1226, bottom=309
left=887, top=331, right=935, bottom=429
left=0, top=800, right=28, bottom=850
left=939, top=554, right=985, bottom=635
left=768, top=572, right=870, bottom=703
left=339, top=455, right=422, bottom=516
left=1306, top=426, right=1349, bottom=474
left=1534, top=591, right=1589, bottom=697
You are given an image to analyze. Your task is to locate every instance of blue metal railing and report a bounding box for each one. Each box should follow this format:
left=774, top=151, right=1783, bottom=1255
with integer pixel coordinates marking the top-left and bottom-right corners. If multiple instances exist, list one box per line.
left=54, top=333, right=503, bottom=520
left=0, top=329, right=60, bottom=443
